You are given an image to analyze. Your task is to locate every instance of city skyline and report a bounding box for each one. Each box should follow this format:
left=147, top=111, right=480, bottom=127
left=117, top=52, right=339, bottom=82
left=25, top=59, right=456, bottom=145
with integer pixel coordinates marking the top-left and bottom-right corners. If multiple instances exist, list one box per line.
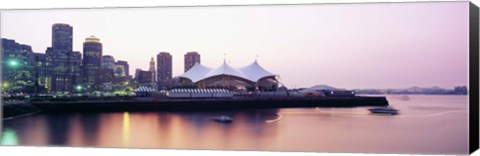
left=1, top=2, right=469, bottom=89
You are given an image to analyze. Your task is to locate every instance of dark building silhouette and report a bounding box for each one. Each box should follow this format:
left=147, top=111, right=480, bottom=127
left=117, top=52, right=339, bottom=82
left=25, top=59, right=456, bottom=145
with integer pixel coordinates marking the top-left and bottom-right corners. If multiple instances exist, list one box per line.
left=156, top=52, right=172, bottom=89
left=33, top=52, right=48, bottom=93
left=135, top=69, right=153, bottom=84
left=99, top=68, right=114, bottom=83
left=114, top=60, right=129, bottom=78
left=48, top=23, right=76, bottom=93
left=184, top=51, right=200, bottom=72
left=1, top=38, right=35, bottom=93
left=102, top=55, right=115, bottom=69
left=52, top=23, right=73, bottom=51
left=112, top=60, right=133, bottom=93
left=99, top=68, right=115, bottom=92
left=70, top=51, right=83, bottom=86
left=82, top=36, right=103, bottom=91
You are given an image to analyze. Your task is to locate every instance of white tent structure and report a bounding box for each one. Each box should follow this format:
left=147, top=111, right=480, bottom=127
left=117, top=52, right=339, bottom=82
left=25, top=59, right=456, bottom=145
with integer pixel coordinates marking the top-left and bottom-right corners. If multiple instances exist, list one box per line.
left=178, top=59, right=278, bottom=91
left=239, top=60, right=277, bottom=82
left=178, top=63, right=213, bottom=83
left=134, top=86, right=157, bottom=96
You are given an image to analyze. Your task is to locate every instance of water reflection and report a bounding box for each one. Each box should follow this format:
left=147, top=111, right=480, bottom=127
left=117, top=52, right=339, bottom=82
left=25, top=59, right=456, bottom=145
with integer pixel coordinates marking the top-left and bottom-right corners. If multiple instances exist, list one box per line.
left=1, top=128, right=18, bottom=145
left=0, top=95, right=469, bottom=154
left=68, top=113, right=101, bottom=146
left=122, top=112, right=130, bottom=146
left=46, top=114, right=70, bottom=145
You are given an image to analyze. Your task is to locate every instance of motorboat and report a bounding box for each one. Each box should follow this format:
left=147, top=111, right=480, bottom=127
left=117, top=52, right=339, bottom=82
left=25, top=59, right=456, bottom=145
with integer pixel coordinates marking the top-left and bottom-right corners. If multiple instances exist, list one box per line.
left=213, top=116, right=233, bottom=123
left=368, top=106, right=399, bottom=115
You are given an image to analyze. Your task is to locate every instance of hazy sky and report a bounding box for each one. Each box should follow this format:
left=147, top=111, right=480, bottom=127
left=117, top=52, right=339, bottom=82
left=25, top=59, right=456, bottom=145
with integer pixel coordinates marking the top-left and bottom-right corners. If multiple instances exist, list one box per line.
left=0, top=2, right=469, bottom=89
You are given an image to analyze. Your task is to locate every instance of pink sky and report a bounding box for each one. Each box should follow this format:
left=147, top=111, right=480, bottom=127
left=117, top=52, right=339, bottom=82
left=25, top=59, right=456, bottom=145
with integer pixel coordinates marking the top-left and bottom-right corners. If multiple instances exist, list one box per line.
left=0, top=2, right=470, bottom=89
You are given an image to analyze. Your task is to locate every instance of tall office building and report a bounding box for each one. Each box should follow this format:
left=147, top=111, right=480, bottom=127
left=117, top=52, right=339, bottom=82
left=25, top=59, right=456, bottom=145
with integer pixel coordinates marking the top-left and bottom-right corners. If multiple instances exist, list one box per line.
left=184, top=51, right=200, bottom=72
left=82, top=35, right=103, bottom=91
left=102, top=55, right=115, bottom=69
left=149, top=57, right=156, bottom=83
left=70, top=51, right=83, bottom=86
left=156, top=52, right=172, bottom=89
left=99, top=54, right=114, bottom=85
left=48, top=23, right=74, bottom=93
left=33, top=52, right=48, bottom=93
left=52, top=23, right=73, bottom=51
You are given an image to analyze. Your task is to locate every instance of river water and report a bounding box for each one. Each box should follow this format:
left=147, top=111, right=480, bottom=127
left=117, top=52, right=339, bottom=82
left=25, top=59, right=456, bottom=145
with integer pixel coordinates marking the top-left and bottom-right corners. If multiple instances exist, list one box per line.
left=1, top=95, right=469, bottom=154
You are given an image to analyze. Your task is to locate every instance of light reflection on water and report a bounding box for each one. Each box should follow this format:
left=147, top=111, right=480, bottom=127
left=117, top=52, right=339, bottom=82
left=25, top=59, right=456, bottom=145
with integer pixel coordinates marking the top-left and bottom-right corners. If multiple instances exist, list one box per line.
left=1, top=95, right=469, bottom=154
left=1, top=128, right=18, bottom=145
left=122, top=112, right=130, bottom=147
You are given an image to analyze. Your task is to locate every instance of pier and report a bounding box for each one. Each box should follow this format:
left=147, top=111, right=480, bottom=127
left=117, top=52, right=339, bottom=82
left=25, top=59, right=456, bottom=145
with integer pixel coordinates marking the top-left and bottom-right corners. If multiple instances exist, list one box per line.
left=30, top=96, right=389, bottom=112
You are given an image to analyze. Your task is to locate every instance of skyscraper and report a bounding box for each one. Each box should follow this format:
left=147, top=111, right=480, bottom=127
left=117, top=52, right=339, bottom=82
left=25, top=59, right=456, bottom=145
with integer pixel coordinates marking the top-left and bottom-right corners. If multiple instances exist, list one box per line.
left=33, top=52, right=48, bottom=93
left=149, top=57, right=156, bottom=83
left=82, top=35, right=103, bottom=91
left=102, top=55, right=115, bottom=69
left=156, top=52, right=172, bottom=89
left=48, top=23, right=74, bottom=93
left=52, top=23, right=73, bottom=51
left=184, top=51, right=200, bottom=72
left=70, top=51, right=83, bottom=86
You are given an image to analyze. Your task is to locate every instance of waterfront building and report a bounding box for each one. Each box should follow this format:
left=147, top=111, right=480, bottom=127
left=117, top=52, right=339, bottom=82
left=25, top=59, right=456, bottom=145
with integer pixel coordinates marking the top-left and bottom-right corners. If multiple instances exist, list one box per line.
left=99, top=68, right=114, bottom=84
left=112, top=60, right=131, bottom=93
left=48, top=23, right=75, bottom=93
left=33, top=53, right=48, bottom=93
left=102, top=55, right=115, bottom=69
left=114, top=60, right=129, bottom=78
left=184, top=51, right=200, bottom=72
left=82, top=35, right=103, bottom=91
left=98, top=68, right=114, bottom=92
left=135, top=69, right=153, bottom=85
left=178, top=59, right=278, bottom=91
left=70, top=51, right=83, bottom=86
left=156, top=52, right=172, bottom=89
left=149, top=57, right=156, bottom=83
left=1, top=38, right=35, bottom=93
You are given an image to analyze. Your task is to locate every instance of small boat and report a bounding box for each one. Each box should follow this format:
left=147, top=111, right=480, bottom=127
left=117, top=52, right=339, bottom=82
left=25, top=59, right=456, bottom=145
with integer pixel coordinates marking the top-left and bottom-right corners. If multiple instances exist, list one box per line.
left=368, top=106, right=399, bottom=115
left=213, top=116, right=233, bottom=123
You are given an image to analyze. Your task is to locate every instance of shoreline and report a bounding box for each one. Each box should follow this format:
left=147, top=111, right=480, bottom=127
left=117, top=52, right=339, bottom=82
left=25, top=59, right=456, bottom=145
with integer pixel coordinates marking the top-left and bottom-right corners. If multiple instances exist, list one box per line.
left=2, top=96, right=389, bottom=118
left=31, top=96, right=389, bottom=112
left=2, top=101, right=42, bottom=119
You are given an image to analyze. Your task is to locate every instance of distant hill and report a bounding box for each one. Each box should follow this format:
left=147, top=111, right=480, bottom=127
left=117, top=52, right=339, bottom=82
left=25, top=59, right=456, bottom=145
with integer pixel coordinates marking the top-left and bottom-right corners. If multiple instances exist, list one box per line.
left=406, top=86, right=447, bottom=91
left=354, top=85, right=467, bottom=95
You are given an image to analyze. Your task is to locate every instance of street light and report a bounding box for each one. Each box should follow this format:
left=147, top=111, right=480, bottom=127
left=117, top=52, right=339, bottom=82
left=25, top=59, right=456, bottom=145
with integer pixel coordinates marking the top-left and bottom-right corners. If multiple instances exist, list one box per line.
left=2, top=82, right=9, bottom=88
left=75, top=85, right=83, bottom=91
left=8, top=60, right=19, bottom=68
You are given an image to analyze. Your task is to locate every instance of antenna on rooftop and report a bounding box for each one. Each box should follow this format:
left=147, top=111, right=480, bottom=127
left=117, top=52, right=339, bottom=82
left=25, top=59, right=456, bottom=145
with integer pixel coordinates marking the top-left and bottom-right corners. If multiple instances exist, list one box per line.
left=223, top=53, right=227, bottom=63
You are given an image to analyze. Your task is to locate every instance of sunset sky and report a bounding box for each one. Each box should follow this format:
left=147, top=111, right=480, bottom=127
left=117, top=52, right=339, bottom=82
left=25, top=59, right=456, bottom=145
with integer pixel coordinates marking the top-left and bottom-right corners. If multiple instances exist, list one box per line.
left=0, top=1, right=469, bottom=89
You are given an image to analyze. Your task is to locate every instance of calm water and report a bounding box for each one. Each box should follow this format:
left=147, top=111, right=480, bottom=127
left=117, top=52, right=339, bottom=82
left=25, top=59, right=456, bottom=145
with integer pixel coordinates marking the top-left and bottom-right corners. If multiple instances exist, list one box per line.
left=1, top=95, right=469, bottom=154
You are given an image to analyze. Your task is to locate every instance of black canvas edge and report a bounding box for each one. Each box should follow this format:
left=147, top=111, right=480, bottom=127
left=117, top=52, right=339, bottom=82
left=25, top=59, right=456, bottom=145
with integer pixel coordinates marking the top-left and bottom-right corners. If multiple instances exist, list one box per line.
left=470, top=1, right=480, bottom=154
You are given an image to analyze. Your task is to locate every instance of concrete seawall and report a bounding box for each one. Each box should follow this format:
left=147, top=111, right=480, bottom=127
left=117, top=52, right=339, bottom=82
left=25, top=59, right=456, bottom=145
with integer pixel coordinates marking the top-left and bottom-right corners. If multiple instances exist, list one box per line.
left=31, top=96, right=389, bottom=112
